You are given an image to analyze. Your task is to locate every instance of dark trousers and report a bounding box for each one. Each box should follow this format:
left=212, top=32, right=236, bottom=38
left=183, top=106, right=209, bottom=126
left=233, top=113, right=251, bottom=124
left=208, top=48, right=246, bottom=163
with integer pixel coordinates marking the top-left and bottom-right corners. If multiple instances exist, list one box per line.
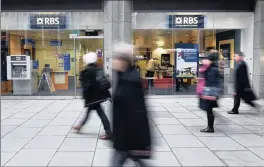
left=146, top=71, right=154, bottom=86
left=232, top=94, right=255, bottom=112
left=207, top=107, right=215, bottom=129
left=175, top=79, right=184, bottom=91
left=111, top=150, right=148, bottom=167
left=81, top=103, right=111, bottom=131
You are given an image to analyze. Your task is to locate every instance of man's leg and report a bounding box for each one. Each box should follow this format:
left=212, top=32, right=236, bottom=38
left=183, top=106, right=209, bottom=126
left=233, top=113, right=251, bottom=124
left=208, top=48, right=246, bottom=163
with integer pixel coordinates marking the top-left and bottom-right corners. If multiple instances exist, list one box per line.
left=111, top=150, right=128, bottom=167
left=95, top=104, right=111, bottom=139
left=246, top=101, right=256, bottom=108
left=150, top=71, right=154, bottom=86
left=228, top=94, right=240, bottom=114
left=73, top=107, right=92, bottom=131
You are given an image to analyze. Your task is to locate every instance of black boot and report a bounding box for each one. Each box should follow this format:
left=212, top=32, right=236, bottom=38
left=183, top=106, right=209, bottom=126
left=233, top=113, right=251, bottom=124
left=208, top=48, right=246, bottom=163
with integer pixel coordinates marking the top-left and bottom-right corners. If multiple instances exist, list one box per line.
left=227, top=110, right=239, bottom=114
left=201, top=109, right=215, bottom=133
left=200, top=127, right=214, bottom=133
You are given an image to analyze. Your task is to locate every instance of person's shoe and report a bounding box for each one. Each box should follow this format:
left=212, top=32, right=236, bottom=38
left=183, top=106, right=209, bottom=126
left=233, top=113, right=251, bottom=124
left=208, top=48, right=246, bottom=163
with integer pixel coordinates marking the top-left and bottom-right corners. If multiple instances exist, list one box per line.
left=200, top=127, right=214, bottom=133
left=99, top=130, right=112, bottom=140
left=99, top=134, right=112, bottom=140
left=72, top=125, right=82, bottom=131
left=227, top=111, right=239, bottom=114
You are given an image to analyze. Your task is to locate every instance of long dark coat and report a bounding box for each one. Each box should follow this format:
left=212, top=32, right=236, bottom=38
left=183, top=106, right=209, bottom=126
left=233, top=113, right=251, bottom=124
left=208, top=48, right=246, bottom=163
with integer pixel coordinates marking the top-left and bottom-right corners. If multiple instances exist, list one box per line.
left=80, top=64, right=111, bottom=107
left=199, top=66, right=220, bottom=111
left=234, top=61, right=257, bottom=102
left=112, top=67, right=151, bottom=152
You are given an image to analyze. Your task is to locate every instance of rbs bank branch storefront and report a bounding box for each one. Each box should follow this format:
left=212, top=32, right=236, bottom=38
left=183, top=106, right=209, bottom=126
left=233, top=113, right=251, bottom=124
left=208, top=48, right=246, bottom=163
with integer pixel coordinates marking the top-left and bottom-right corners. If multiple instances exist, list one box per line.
left=132, top=12, right=254, bottom=96
left=1, top=12, right=104, bottom=98
left=1, top=0, right=260, bottom=98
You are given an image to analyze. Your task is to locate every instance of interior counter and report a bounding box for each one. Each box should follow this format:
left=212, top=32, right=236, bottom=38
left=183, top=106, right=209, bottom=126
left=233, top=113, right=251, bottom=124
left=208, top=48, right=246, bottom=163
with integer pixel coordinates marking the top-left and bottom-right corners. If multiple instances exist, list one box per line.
left=51, top=71, right=68, bottom=90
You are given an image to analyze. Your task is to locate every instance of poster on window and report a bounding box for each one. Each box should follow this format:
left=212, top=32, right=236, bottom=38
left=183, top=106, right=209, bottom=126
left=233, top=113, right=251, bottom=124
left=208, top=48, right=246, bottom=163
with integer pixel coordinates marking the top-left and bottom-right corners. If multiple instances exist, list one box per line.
left=219, top=44, right=231, bottom=68
left=175, top=44, right=198, bottom=77
left=161, top=54, right=171, bottom=66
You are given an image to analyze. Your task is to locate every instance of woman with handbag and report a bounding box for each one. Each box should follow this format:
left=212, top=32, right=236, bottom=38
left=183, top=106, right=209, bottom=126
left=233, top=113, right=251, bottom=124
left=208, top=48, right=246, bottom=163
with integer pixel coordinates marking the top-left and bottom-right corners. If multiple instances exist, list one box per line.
left=199, top=53, right=221, bottom=133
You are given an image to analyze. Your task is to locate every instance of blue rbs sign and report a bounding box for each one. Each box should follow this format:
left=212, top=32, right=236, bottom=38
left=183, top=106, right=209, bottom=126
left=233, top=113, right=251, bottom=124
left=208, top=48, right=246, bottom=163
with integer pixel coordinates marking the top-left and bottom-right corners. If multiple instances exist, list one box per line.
left=30, top=15, right=67, bottom=29
left=168, top=15, right=204, bottom=28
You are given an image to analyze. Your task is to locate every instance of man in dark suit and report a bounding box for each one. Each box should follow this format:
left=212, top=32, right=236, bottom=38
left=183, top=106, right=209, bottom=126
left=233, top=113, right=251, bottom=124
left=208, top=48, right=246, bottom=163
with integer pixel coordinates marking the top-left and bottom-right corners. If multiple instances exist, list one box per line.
left=228, top=52, right=260, bottom=114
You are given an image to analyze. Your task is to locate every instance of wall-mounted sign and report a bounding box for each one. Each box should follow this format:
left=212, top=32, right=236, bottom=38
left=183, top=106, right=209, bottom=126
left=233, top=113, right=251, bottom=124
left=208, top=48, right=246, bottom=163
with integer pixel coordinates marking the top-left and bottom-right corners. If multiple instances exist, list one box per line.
left=63, top=54, right=71, bottom=71
left=161, top=54, right=171, bottom=66
left=10, top=56, right=26, bottom=61
left=168, top=15, right=204, bottom=28
left=50, top=40, right=62, bottom=46
left=30, top=15, right=67, bottom=29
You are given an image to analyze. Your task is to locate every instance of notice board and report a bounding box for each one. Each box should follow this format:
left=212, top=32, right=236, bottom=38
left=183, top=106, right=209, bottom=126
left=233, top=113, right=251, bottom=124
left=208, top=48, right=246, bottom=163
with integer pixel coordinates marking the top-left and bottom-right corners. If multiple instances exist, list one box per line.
left=63, top=54, right=71, bottom=71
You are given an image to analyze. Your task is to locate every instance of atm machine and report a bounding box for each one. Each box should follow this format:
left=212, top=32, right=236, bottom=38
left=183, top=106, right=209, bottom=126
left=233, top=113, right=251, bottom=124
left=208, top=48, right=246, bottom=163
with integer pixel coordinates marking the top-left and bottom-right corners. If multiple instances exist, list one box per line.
left=7, top=55, right=38, bottom=95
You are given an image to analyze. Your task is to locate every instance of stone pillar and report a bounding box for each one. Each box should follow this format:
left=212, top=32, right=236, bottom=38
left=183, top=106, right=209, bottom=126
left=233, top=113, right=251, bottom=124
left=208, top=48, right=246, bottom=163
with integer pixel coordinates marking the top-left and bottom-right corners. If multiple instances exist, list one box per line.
left=103, top=0, right=132, bottom=76
left=253, top=0, right=264, bottom=98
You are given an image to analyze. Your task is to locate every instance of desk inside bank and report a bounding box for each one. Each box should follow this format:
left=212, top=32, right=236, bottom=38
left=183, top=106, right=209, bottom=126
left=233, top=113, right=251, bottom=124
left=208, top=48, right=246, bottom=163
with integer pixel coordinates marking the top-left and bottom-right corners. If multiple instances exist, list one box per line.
left=51, top=71, right=69, bottom=90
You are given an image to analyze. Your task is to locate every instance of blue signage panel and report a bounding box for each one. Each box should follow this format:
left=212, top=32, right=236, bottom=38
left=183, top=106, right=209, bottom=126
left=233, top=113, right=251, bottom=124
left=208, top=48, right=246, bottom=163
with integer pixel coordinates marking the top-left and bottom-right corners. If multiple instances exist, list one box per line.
left=63, top=54, right=71, bottom=71
left=168, top=15, right=204, bottom=28
left=30, top=15, right=67, bottom=29
left=33, top=60, right=39, bottom=69
left=50, top=40, right=62, bottom=46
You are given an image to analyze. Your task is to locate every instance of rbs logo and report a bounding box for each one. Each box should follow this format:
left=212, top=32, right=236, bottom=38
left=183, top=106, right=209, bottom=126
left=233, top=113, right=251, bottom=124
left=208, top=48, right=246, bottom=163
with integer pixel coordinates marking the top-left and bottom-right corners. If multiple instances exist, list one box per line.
left=175, top=17, right=198, bottom=25
left=172, top=15, right=204, bottom=28
left=36, top=17, right=60, bottom=25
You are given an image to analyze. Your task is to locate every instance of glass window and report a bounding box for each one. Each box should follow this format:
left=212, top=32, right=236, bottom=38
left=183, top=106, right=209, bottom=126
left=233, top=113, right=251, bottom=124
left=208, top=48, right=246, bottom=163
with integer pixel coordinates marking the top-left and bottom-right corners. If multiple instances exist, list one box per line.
left=1, top=12, right=104, bottom=97
left=133, top=12, right=254, bottom=96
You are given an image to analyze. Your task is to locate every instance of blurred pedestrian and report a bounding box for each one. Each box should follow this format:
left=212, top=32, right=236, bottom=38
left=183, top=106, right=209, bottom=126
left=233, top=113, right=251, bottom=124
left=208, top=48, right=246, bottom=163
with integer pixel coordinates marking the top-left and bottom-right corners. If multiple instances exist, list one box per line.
left=228, top=52, right=260, bottom=114
left=199, top=53, right=221, bottom=133
left=146, top=56, right=158, bottom=86
left=111, top=43, right=152, bottom=167
left=73, top=52, right=112, bottom=140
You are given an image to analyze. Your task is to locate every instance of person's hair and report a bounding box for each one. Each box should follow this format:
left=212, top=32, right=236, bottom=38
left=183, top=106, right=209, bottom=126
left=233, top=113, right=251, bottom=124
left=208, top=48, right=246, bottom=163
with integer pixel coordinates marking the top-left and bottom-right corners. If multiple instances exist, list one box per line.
left=83, top=52, right=97, bottom=65
left=236, top=51, right=245, bottom=57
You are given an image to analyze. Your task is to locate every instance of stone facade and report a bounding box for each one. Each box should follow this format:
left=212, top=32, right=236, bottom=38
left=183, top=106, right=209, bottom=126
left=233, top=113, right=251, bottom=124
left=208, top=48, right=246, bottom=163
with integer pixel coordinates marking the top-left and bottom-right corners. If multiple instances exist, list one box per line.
left=103, top=0, right=132, bottom=76
left=254, top=0, right=264, bottom=98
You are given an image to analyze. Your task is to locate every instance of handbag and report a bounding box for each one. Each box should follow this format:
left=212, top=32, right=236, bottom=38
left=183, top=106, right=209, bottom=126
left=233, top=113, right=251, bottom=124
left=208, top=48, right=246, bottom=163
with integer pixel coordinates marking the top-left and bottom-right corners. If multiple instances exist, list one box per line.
left=202, top=87, right=221, bottom=98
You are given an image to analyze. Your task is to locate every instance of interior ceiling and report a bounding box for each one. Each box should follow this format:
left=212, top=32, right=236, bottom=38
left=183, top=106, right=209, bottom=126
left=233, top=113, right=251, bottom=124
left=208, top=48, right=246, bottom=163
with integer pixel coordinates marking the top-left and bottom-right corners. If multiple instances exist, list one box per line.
left=133, top=29, right=232, bottom=48
left=9, top=30, right=73, bottom=40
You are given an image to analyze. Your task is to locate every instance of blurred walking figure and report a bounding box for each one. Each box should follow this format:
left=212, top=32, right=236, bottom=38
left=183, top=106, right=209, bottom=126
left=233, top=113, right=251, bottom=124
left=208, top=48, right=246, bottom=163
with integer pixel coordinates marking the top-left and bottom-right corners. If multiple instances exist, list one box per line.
left=111, top=43, right=151, bottom=167
left=146, top=57, right=158, bottom=87
left=228, top=52, right=260, bottom=114
left=73, top=52, right=112, bottom=140
left=199, top=53, right=221, bottom=133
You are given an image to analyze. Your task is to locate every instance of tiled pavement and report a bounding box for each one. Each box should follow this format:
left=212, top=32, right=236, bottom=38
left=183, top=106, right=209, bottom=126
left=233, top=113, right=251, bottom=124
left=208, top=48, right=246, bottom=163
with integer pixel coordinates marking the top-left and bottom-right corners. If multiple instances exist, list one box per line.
left=1, top=98, right=264, bottom=167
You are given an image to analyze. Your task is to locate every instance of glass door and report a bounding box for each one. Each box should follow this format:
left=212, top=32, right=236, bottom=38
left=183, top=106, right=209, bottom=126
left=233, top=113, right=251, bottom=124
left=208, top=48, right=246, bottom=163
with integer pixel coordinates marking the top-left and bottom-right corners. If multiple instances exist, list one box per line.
left=71, top=35, right=104, bottom=98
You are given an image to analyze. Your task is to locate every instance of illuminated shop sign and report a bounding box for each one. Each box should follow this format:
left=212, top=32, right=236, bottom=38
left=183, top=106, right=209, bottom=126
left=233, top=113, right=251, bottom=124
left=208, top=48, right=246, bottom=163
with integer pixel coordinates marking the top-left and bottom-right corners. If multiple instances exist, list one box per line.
left=168, top=15, right=204, bottom=28
left=30, top=15, right=67, bottom=29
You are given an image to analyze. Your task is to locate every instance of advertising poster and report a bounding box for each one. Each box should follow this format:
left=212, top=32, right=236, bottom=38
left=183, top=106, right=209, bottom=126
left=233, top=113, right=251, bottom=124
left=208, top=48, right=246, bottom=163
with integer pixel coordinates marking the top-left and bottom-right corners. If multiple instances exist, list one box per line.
left=219, top=43, right=231, bottom=68
left=175, top=43, right=198, bottom=77
left=161, top=54, right=171, bottom=66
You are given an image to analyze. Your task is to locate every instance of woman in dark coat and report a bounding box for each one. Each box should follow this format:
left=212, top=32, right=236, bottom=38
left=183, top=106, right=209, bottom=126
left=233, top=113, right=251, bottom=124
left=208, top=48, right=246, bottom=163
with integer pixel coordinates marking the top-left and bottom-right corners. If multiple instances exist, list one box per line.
left=73, top=52, right=112, bottom=140
left=199, top=54, right=220, bottom=133
left=111, top=43, right=151, bottom=167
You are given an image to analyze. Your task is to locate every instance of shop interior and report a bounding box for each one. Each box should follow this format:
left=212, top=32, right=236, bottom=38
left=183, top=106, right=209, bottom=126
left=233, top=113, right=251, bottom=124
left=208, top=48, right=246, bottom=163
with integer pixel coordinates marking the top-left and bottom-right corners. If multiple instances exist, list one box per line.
left=1, top=28, right=240, bottom=96
left=133, top=29, right=239, bottom=95
left=1, top=30, right=103, bottom=96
